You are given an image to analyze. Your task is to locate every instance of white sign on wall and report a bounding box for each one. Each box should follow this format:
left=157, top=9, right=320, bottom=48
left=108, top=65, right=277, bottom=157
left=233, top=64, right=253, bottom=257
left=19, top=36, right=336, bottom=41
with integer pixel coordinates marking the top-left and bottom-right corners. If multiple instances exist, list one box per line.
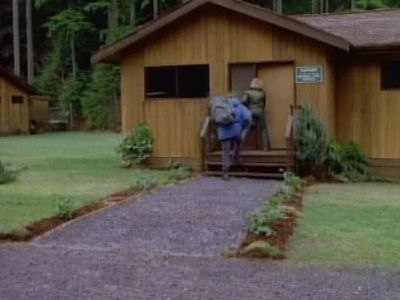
left=296, top=66, right=324, bottom=84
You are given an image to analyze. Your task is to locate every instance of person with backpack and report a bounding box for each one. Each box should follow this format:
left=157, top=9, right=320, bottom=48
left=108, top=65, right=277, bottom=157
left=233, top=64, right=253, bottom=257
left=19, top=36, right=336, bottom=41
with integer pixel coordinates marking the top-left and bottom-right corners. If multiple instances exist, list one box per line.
left=242, top=78, right=271, bottom=151
left=210, top=94, right=252, bottom=180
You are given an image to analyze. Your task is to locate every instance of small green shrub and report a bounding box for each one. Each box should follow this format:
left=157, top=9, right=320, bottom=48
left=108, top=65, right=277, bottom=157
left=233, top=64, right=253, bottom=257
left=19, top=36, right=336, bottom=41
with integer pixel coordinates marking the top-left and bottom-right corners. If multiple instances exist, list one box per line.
left=56, top=196, right=74, bottom=220
left=248, top=200, right=285, bottom=236
left=0, top=161, right=17, bottom=184
left=117, top=122, right=154, bottom=166
left=130, top=175, right=156, bottom=191
left=166, top=159, right=189, bottom=171
left=284, top=172, right=304, bottom=191
left=327, top=141, right=370, bottom=181
left=167, top=167, right=191, bottom=182
left=294, top=103, right=329, bottom=176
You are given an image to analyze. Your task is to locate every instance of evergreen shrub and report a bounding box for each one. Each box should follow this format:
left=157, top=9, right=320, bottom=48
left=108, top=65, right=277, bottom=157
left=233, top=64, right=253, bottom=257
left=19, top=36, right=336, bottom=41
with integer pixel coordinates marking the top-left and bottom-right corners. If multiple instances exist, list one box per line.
left=293, top=103, right=328, bottom=176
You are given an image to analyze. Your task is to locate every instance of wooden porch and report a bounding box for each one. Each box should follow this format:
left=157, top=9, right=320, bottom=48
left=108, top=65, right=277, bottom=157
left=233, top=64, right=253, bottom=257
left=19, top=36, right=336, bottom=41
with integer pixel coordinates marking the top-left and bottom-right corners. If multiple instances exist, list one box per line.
left=205, top=149, right=293, bottom=179
left=200, top=108, right=297, bottom=179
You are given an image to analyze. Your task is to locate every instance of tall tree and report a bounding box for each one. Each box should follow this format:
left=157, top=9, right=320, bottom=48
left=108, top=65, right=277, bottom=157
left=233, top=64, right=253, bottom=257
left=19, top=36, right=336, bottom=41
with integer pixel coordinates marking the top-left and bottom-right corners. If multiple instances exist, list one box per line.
left=153, top=0, right=159, bottom=18
left=12, top=0, right=21, bottom=76
left=26, top=0, right=34, bottom=83
left=46, top=9, right=93, bottom=77
left=130, top=0, right=136, bottom=26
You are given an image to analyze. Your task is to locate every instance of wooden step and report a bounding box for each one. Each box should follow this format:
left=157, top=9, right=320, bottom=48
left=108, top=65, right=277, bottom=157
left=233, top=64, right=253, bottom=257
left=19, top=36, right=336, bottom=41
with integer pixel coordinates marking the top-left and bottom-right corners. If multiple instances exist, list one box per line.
left=205, top=161, right=292, bottom=168
left=206, top=171, right=284, bottom=179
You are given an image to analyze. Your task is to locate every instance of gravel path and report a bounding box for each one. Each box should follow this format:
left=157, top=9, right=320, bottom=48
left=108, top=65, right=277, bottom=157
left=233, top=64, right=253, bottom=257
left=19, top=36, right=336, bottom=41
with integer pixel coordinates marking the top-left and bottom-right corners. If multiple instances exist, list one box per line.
left=35, top=177, right=281, bottom=256
left=1, top=176, right=399, bottom=299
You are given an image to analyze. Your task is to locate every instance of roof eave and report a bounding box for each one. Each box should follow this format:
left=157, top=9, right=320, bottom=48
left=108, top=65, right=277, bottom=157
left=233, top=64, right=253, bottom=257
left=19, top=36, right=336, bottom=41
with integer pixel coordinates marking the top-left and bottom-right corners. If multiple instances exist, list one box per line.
left=91, top=0, right=351, bottom=65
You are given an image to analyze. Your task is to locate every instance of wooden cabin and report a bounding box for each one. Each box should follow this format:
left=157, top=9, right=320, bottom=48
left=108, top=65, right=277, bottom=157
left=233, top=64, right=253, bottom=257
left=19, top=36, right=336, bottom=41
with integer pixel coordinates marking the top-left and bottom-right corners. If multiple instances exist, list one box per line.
left=0, top=68, right=48, bottom=135
left=92, top=0, right=400, bottom=178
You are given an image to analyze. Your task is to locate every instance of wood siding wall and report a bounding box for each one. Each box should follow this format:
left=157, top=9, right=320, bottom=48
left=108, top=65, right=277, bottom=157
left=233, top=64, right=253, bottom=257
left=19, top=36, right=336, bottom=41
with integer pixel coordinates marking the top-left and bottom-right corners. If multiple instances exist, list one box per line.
left=336, top=60, right=400, bottom=159
left=0, top=77, right=29, bottom=134
left=29, top=96, right=50, bottom=125
left=120, top=6, right=337, bottom=167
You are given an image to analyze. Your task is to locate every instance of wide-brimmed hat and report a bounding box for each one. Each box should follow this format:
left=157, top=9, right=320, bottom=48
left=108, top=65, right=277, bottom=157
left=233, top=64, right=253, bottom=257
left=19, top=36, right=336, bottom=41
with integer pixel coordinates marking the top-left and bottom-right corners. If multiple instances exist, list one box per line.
left=250, top=78, right=264, bottom=89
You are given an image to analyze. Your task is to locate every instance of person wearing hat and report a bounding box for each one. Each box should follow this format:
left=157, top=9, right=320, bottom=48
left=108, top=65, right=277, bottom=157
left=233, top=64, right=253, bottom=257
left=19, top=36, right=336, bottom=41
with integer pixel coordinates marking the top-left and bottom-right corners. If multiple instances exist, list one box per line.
left=241, top=78, right=271, bottom=151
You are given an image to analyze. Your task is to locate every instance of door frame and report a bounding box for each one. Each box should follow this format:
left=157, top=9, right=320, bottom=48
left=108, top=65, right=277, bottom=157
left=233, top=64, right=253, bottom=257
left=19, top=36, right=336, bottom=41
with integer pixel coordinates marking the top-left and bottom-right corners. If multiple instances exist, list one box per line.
left=228, top=60, right=297, bottom=106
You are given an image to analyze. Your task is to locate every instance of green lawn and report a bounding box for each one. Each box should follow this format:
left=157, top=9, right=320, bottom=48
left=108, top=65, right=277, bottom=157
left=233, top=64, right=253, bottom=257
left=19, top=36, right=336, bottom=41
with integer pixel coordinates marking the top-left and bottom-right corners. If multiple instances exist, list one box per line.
left=289, top=183, right=400, bottom=267
left=0, top=132, right=175, bottom=235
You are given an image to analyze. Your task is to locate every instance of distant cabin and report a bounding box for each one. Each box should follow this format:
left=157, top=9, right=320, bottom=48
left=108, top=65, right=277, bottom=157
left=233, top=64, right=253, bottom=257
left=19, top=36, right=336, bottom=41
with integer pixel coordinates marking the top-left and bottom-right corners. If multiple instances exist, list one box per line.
left=92, top=0, right=400, bottom=176
left=0, top=68, right=49, bottom=135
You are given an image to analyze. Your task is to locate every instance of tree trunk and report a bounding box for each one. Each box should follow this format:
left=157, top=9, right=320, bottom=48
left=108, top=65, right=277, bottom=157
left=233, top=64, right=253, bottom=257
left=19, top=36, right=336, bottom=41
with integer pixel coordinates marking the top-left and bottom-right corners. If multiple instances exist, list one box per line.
left=351, top=0, right=356, bottom=10
left=130, top=0, right=136, bottom=27
left=71, top=36, right=77, bottom=78
left=109, top=0, right=119, bottom=29
left=312, top=0, right=318, bottom=13
left=12, top=0, right=21, bottom=76
left=153, top=0, right=159, bottom=19
left=26, top=0, right=34, bottom=84
left=319, top=0, right=324, bottom=13
left=272, top=0, right=282, bottom=13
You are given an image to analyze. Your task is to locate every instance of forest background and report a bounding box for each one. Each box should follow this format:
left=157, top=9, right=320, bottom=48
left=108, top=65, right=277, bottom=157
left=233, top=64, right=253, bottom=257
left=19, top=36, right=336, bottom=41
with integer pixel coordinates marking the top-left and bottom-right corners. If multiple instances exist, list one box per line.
left=2, top=0, right=399, bottom=130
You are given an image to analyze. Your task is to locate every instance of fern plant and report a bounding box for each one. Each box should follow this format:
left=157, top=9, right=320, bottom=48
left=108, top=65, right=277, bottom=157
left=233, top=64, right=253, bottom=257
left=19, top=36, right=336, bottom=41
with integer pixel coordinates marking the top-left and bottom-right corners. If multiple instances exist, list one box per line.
left=327, top=140, right=370, bottom=181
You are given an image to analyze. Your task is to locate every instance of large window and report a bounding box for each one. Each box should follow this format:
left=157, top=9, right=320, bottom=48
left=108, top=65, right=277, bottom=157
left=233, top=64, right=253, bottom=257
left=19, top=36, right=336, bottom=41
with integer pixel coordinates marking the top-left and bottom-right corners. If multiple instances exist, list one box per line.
left=145, top=65, right=209, bottom=98
left=11, top=96, right=24, bottom=104
left=381, top=61, right=400, bottom=90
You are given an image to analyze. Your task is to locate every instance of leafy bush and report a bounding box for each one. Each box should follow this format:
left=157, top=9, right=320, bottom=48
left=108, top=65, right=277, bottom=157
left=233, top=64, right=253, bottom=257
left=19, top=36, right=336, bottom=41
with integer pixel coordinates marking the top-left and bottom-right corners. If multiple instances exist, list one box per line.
left=327, top=140, right=370, bottom=181
left=248, top=173, right=304, bottom=236
left=56, top=196, right=74, bottom=220
left=284, top=172, right=304, bottom=191
left=166, top=159, right=188, bottom=171
left=294, top=103, right=329, bottom=176
left=167, top=167, right=191, bottom=182
left=117, top=122, right=154, bottom=166
left=59, top=73, right=87, bottom=115
left=82, top=64, right=120, bottom=129
left=248, top=200, right=285, bottom=236
left=130, top=174, right=156, bottom=191
left=0, top=161, right=17, bottom=184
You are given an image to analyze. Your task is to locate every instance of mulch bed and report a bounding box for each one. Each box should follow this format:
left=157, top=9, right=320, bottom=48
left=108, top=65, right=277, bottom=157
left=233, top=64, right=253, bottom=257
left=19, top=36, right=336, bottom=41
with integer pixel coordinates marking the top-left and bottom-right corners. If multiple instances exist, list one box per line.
left=238, top=188, right=306, bottom=259
left=0, top=189, right=140, bottom=242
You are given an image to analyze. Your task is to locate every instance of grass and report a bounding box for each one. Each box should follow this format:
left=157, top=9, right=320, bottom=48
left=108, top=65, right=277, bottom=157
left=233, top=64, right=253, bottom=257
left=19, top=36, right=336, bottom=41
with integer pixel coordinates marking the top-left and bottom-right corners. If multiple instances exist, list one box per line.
left=0, top=132, right=180, bottom=235
left=289, top=183, right=400, bottom=267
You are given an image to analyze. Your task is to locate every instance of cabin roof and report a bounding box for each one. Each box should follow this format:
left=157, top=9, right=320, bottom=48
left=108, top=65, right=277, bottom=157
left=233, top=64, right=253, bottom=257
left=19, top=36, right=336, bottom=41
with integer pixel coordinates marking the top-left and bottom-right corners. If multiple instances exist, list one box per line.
left=296, top=9, right=400, bottom=51
left=0, top=67, right=39, bottom=95
left=92, top=0, right=350, bottom=64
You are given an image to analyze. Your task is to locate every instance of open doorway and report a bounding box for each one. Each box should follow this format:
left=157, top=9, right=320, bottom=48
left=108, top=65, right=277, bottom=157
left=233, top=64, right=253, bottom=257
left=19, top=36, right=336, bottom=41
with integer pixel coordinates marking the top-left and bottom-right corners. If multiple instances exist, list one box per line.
left=230, top=62, right=295, bottom=150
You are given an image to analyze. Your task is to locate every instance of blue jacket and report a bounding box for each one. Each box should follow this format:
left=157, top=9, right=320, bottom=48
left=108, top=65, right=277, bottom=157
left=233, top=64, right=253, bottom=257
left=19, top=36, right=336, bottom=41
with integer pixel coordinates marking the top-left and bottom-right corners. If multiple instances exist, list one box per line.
left=217, top=97, right=252, bottom=141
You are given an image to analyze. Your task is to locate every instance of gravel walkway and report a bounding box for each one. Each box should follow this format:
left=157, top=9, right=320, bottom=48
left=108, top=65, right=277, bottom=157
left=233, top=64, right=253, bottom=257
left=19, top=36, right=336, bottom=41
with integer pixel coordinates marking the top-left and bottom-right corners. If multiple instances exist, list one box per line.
left=1, top=176, right=399, bottom=299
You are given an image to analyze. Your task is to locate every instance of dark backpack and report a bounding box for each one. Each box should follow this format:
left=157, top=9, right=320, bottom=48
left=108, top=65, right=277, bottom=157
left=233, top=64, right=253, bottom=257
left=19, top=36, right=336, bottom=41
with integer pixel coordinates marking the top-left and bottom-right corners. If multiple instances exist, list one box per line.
left=209, top=96, right=235, bottom=125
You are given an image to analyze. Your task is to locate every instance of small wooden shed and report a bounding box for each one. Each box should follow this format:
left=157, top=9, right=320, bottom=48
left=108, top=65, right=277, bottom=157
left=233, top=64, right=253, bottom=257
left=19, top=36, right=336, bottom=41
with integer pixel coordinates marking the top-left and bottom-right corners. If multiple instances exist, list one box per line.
left=92, top=0, right=400, bottom=176
left=0, top=68, right=48, bottom=134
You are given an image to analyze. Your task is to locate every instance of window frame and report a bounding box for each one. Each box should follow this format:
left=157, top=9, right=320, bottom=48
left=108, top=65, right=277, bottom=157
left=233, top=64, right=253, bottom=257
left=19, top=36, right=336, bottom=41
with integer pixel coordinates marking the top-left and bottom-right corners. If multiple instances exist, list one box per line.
left=144, top=64, right=210, bottom=99
left=381, top=61, right=400, bottom=91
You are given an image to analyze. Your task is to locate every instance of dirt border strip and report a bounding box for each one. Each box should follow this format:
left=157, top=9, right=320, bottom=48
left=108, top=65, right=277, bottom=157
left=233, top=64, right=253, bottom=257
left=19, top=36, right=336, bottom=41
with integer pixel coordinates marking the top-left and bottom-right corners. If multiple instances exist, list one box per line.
left=236, top=186, right=307, bottom=259
left=0, top=176, right=197, bottom=243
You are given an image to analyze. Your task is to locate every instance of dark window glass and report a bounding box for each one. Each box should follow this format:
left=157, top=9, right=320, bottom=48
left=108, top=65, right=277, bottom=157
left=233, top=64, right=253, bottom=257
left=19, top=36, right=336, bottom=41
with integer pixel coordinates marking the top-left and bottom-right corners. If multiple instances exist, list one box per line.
left=12, top=96, right=24, bottom=104
left=145, top=65, right=209, bottom=99
left=177, top=65, right=209, bottom=98
left=145, top=66, right=176, bottom=97
left=382, top=61, right=400, bottom=89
